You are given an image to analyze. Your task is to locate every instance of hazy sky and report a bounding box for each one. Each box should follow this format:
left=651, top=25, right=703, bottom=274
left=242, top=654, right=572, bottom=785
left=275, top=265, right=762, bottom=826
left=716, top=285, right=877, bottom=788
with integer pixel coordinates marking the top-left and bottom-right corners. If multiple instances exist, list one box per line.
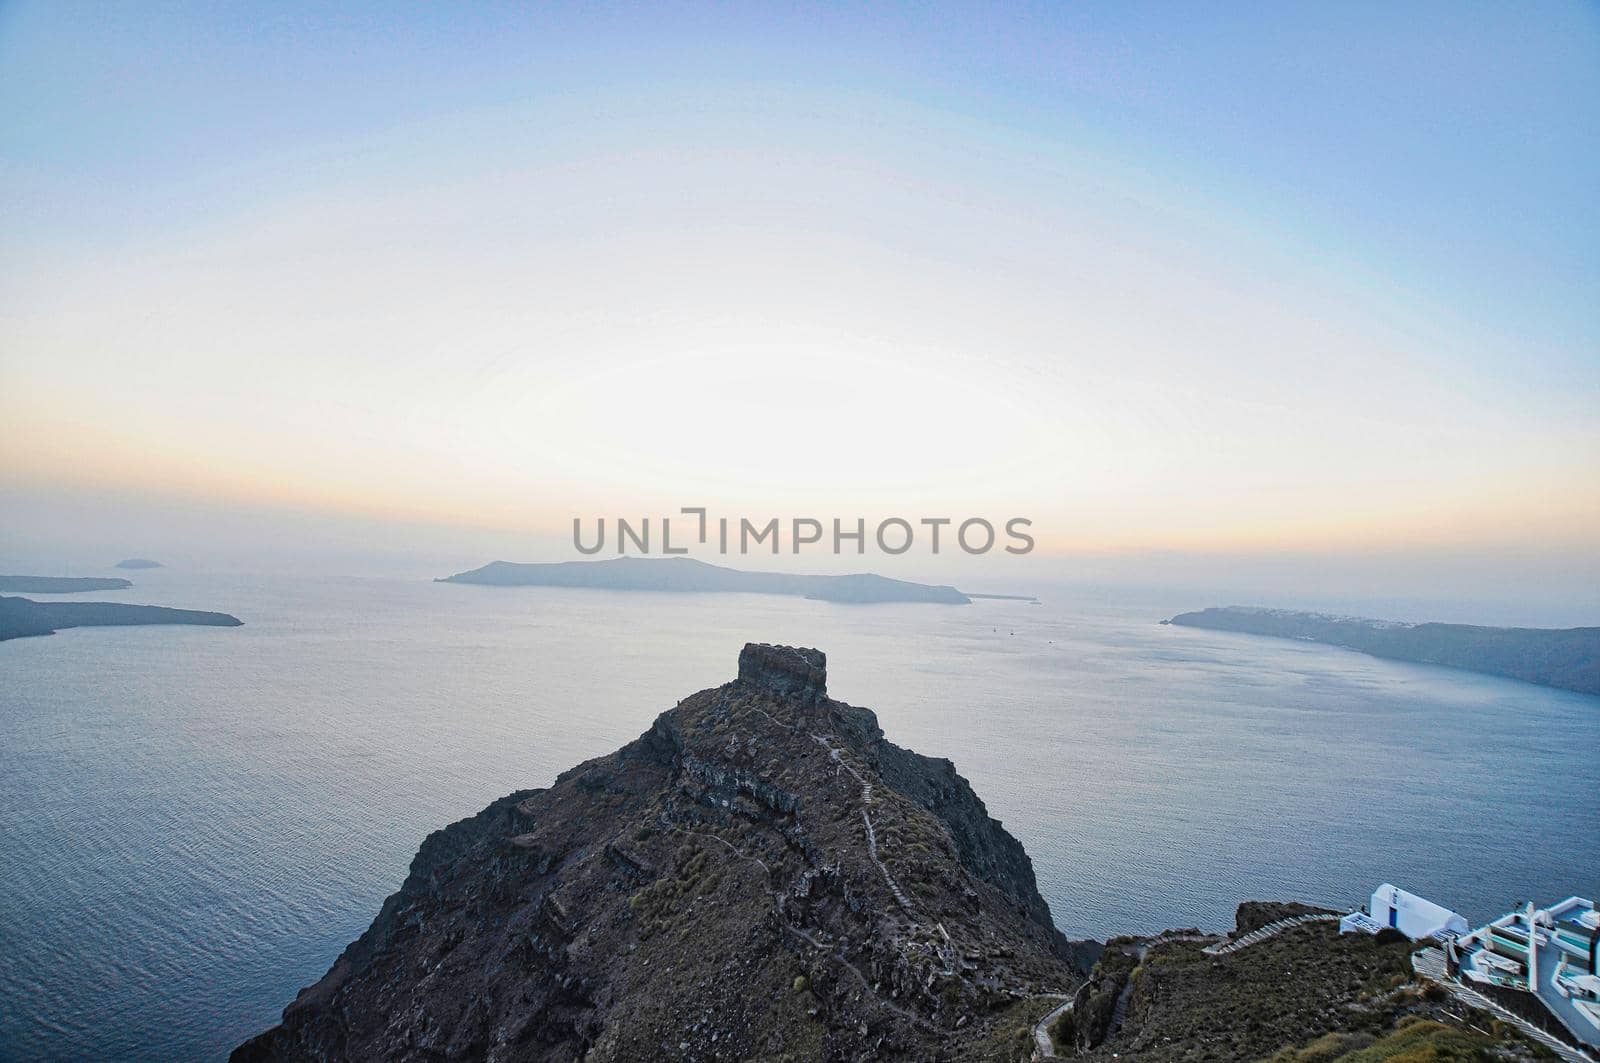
left=2, top=3, right=1597, bottom=612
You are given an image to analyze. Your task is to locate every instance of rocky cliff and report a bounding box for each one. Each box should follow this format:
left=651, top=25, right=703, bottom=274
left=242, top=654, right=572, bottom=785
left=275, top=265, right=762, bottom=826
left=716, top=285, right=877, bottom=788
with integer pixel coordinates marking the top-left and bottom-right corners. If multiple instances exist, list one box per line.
left=235, top=644, right=1082, bottom=1062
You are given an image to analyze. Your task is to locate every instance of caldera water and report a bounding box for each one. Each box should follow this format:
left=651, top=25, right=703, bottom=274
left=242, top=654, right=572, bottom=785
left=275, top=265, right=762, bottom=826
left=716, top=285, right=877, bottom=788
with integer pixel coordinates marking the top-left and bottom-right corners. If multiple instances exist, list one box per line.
left=2, top=570, right=1595, bottom=1060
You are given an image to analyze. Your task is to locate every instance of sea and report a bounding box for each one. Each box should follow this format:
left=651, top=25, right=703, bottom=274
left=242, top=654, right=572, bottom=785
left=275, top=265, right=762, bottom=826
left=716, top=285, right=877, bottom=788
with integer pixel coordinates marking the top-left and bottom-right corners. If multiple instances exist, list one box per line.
left=2, top=569, right=1596, bottom=1060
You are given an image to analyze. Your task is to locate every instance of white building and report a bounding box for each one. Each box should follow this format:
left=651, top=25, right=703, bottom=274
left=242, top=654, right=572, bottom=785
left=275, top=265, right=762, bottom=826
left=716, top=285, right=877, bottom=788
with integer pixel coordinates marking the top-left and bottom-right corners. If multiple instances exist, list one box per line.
left=1454, top=896, right=1600, bottom=1051
left=1341, top=883, right=1468, bottom=941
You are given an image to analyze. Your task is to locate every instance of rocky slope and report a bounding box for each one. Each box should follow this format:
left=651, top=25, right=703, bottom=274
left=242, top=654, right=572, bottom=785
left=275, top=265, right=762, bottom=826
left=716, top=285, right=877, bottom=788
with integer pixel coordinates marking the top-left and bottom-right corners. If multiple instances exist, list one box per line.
left=1056, top=905, right=1555, bottom=1062
left=236, top=644, right=1083, bottom=1062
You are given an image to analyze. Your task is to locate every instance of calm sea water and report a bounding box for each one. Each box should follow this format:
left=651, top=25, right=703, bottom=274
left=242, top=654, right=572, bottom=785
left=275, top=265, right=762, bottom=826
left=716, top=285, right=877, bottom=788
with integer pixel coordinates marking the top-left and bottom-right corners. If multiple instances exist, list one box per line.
left=2, top=571, right=1596, bottom=1060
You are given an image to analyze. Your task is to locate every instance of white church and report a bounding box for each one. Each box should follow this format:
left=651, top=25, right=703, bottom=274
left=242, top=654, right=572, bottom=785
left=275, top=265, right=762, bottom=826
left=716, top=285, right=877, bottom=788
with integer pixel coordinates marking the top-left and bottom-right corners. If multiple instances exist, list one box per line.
left=1340, top=883, right=1469, bottom=940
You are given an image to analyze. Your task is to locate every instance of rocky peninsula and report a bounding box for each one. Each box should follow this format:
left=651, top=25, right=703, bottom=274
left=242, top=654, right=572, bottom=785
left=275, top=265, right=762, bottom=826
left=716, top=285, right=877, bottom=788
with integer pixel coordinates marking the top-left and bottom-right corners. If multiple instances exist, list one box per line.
left=236, top=644, right=1084, bottom=1061
left=0, top=595, right=242, bottom=641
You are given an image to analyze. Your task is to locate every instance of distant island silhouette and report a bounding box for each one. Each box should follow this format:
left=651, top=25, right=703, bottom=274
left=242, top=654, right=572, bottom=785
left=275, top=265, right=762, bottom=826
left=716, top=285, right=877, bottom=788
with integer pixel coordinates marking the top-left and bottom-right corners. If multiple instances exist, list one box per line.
left=0, top=596, right=241, bottom=642
left=1167, top=606, right=1599, bottom=696
left=0, top=575, right=133, bottom=593
left=114, top=558, right=163, bottom=570
left=439, top=556, right=1021, bottom=605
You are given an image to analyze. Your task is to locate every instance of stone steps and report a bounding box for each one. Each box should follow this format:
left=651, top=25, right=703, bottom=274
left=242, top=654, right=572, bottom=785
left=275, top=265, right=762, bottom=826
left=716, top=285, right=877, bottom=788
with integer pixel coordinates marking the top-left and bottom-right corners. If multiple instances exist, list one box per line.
left=1030, top=994, right=1076, bottom=1059
left=1202, top=913, right=1340, bottom=956
left=861, top=810, right=913, bottom=910
left=1108, top=978, right=1133, bottom=1033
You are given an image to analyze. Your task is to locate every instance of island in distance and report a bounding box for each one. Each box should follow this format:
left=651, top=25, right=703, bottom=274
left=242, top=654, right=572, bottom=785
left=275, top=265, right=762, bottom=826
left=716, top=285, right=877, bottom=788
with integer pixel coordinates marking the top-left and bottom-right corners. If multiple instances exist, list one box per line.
left=1167, top=606, right=1600, bottom=696
left=440, top=556, right=1008, bottom=605
left=0, top=595, right=241, bottom=642
left=0, top=575, right=133, bottom=593
left=114, top=557, right=163, bottom=570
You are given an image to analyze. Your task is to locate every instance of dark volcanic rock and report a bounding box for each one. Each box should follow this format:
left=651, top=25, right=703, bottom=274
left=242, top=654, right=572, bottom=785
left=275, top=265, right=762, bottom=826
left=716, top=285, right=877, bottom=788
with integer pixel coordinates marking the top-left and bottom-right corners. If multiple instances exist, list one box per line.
left=235, top=645, right=1082, bottom=1062
left=736, top=642, right=827, bottom=703
left=1232, top=900, right=1338, bottom=936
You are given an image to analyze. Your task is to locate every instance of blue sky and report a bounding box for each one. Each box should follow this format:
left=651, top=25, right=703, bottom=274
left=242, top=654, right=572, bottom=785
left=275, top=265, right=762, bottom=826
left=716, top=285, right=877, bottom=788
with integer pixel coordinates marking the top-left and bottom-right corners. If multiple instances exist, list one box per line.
left=1, top=2, right=1597, bottom=610
left=6, top=2, right=1595, bottom=352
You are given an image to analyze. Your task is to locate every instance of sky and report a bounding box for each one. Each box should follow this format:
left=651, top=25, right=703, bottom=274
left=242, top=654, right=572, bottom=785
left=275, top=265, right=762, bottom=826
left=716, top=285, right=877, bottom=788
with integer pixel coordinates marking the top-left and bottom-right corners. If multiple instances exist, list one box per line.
left=2, top=3, right=1597, bottom=618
